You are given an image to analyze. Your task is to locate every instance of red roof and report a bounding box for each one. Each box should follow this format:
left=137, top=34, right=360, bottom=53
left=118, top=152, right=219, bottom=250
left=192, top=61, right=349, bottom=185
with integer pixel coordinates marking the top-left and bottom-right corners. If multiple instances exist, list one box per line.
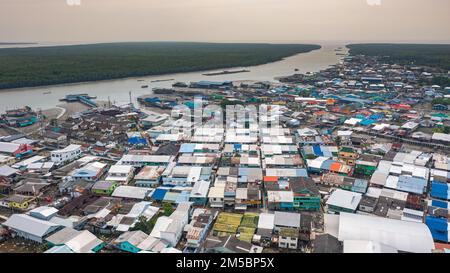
left=392, top=104, right=412, bottom=110
left=330, top=162, right=342, bottom=172
left=435, top=243, right=450, bottom=250
left=264, top=176, right=278, bottom=182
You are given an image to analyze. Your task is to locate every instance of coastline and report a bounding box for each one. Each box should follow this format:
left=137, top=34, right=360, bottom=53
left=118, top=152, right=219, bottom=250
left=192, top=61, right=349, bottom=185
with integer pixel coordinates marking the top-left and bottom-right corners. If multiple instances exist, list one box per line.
left=0, top=51, right=321, bottom=93
left=0, top=44, right=344, bottom=112
left=0, top=43, right=321, bottom=91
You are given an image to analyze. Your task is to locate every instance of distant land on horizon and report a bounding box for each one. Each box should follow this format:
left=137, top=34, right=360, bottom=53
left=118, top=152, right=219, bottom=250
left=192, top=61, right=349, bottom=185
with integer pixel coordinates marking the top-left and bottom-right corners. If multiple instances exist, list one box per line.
left=0, top=42, right=321, bottom=90
left=0, top=42, right=37, bottom=45
left=347, top=43, right=450, bottom=71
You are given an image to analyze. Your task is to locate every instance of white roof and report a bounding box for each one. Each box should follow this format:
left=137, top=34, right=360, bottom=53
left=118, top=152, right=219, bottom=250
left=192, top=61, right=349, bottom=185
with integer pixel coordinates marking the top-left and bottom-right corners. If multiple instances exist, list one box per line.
left=274, top=211, right=300, bottom=228
left=380, top=188, right=408, bottom=201
left=3, top=214, right=60, bottom=238
left=267, top=191, right=294, bottom=203
left=326, top=189, right=362, bottom=211
left=307, top=156, right=330, bottom=169
left=161, top=247, right=182, bottom=253
left=372, top=124, right=390, bottom=131
left=208, top=186, right=225, bottom=198
left=402, top=208, right=424, bottom=223
left=401, top=121, right=419, bottom=130
left=343, top=240, right=398, bottom=253
left=65, top=230, right=103, bottom=253
left=257, top=213, right=275, bottom=230
left=108, top=164, right=133, bottom=174
left=29, top=206, right=58, bottom=218
left=365, top=187, right=382, bottom=198
left=119, top=154, right=173, bottom=164
left=112, top=186, right=152, bottom=200
left=52, top=144, right=81, bottom=154
left=150, top=216, right=172, bottom=238
left=190, top=180, right=210, bottom=198
left=432, top=133, right=450, bottom=142
left=324, top=214, right=340, bottom=238
left=337, top=130, right=353, bottom=137
left=370, top=171, right=388, bottom=186
left=235, top=188, right=247, bottom=199
left=12, top=156, right=45, bottom=169
left=0, top=142, right=21, bottom=153
left=338, top=212, right=435, bottom=253
left=384, top=175, right=399, bottom=189
left=12, top=138, right=36, bottom=145
left=0, top=155, right=14, bottom=162
left=297, top=128, right=319, bottom=136
left=0, top=165, right=18, bottom=177
left=344, top=118, right=362, bottom=126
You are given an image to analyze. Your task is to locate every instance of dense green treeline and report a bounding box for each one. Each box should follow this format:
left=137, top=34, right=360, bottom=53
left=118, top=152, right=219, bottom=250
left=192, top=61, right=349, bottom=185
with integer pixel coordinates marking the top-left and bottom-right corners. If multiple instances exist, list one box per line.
left=347, top=44, right=450, bottom=71
left=0, top=42, right=320, bottom=89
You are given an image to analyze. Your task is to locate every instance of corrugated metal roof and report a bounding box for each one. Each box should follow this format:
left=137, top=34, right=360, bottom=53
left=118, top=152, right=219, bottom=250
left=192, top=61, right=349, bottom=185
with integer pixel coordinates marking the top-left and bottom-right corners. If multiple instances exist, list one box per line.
left=4, top=214, right=60, bottom=238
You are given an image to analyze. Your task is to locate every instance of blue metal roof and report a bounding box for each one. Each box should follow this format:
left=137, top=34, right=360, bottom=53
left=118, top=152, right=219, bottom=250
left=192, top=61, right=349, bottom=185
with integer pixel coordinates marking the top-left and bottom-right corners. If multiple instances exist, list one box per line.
left=431, top=182, right=450, bottom=200
left=320, top=159, right=334, bottom=171
left=295, top=169, right=309, bottom=177
left=238, top=168, right=249, bottom=176
left=426, top=216, right=449, bottom=242
left=151, top=188, right=168, bottom=201
left=369, top=114, right=383, bottom=120
left=397, top=175, right=427, bottom=194
left=180, top=143, right=196, bottom=153
left=359, top=119, right=377, bottom=126
left=144, top=97, right=161, bottom=103
left=432, top=199, right=449, bottom=209
left=163, top=192, right=179, bottom=203
left=128, top=137, right=147, bottom=145
left=352, top=179, right=368, bottom=194
left=176, top=191, right=191, bottom=204
left=312, top=145, right=323, bottom=156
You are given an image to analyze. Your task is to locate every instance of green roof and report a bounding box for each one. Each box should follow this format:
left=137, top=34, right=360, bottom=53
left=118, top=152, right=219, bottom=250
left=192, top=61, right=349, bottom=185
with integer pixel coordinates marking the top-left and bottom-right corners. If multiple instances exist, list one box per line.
left=239, top=213, right=259, bottom=229
left=340, top=147, right=355, bottom=153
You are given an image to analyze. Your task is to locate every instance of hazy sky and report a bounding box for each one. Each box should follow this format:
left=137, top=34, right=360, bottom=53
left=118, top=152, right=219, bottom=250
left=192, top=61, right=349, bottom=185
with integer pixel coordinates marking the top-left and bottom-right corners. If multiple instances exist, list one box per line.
left=1, top=0, right=450, bottom=44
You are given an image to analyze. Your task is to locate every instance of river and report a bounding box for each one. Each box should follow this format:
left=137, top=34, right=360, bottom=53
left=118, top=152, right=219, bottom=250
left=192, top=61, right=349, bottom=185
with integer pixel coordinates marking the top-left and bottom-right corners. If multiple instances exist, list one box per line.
left=0, top=43, right=347, bottom=111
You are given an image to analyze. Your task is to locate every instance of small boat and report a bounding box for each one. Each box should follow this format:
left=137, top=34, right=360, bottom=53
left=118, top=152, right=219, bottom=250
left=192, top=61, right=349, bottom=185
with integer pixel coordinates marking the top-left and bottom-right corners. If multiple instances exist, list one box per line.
left=141, top=85, right=149, bottom=89
left=151, top=78, right=174, bottom=83
left=294, top=68, right=299, bottom=72
left=202, top=69, right=250, bottom=76
left=43, top=91, right=51, bottom=95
